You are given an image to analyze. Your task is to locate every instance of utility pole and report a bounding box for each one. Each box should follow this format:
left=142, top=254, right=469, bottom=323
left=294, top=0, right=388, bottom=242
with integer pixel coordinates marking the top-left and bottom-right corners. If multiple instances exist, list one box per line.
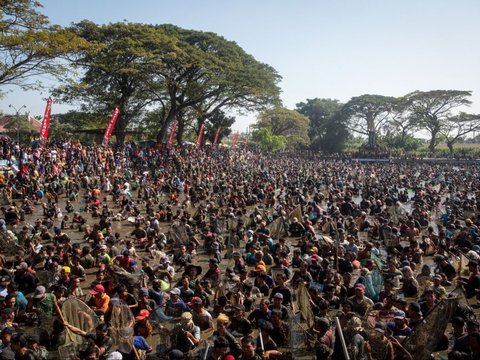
left=8, top=104, right=26, bottom=143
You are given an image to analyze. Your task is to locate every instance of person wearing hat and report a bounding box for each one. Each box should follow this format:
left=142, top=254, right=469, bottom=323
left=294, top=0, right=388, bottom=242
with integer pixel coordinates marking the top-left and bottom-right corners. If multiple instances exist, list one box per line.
left=182, top=264, right=202, bottom=287
left=348, top=283, right=374, bottom=317
left=87, top=284, right=110, bottom=316
left=96, top=245, right=112, bottom=266
left=165, top=288, right=189, bottom=318
left=387, top=310, right=412, bottom=338
left=26, top=285, right=57, bottom=318
left=188, top=296, right=213, bottom=332
left=171, top=312, right=201, bottom=354
left=13, top=262, right=37, bottom=295
left=269, top=293, right=289, bottom=321
left=134, top=309, right=153, bottom=339
left=270, top=273, right=292, bottom=307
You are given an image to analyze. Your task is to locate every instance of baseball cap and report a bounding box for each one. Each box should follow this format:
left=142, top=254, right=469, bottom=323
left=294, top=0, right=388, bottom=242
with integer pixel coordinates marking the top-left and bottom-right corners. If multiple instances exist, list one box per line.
left=354, top=283, right=365, bottom=291
left=394, top=310, right=406, bottom=319
left=375, top=321, right=387, bottom=333
left=169, top=288, right=181, bottom=296
left=15, top=262, right=28, bottom=270
left=33, top=285, right=46, bottom=299
left=188, top=297, right=203, bottom=307
left=90, top=284, right=105, bottom=295
left=135, top=309, right=150, bottom=321
left=235, top=304, right=245, bottom=312
left=139, top=288, right=149, bottom=297
left=254, top=264, right=267, bottom=272
left=273, top=293, right=284, bottom=300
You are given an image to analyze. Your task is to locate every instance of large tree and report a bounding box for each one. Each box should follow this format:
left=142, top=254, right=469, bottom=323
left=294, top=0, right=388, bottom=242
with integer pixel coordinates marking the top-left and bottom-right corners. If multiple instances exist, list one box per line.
left=439, top=112, right=480, bottom=154
left=150, top=25, right=281, bottom=143
left=255, top=107, right=310, bottom=148
left=405, top=90, right=472, bottom=153
left=341, top=94, right=396, bottom=146
left=296, top=98, right=347, bottom=153
left=55, top=22, right=281, bottom=144
left=54, top=21, right=173, bottom=144
left=0, top=0, right=91, bottom=93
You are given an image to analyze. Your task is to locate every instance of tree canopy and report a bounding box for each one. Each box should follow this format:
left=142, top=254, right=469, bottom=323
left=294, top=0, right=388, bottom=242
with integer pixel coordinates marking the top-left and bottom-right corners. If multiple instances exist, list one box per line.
left=0, top=0, right=91, bottom=93
left=255, top=106, right=310, bottom=148
left=296, top=98, right=347, bottom=153
left=405, top=90, right=473, bottom=152
left=54, top=21, right=281, bottom=144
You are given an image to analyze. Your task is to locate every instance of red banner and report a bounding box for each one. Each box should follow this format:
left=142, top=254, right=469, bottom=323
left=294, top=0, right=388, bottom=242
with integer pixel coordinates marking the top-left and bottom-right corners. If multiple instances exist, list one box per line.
left=232, top=131, right=239, bottom=146
left=40, top=97, right=53, bottom=140
left=213, top=127, right=221, bottom=145
left=196, top=124, right=205, bottom=146
left=102, top=107, right=120, bottom=146
left=168, top=121, right=177, bottom=145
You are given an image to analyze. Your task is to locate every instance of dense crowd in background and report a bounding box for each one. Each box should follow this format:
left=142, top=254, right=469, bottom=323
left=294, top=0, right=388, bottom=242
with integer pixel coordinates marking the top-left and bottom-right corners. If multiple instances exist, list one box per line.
left=0, top=136, right=479, bottom=360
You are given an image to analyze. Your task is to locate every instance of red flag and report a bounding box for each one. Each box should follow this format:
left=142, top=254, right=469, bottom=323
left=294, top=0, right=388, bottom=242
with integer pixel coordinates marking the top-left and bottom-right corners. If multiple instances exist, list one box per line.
left=168, top=121, right=177, bottom=145
left=213, top=127, right=221, bottom=146
left=40, top=97, right=53, bottom=140
left=102, top=107, right=120, bottom=146
left=232, top=131, right=239, bottom=146
left=196, top=124, right=205, bottom=146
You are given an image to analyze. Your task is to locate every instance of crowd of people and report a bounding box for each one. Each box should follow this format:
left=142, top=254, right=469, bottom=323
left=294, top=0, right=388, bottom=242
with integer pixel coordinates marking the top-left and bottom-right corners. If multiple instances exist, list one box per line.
left=0, top=137, right=479, bottom=360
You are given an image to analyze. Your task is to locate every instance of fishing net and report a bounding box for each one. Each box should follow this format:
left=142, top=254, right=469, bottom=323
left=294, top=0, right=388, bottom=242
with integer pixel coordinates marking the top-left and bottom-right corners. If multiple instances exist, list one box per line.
left=108, top=265, right=145, bottom=288
left=267, top=216, right=288, bottom=240
left=288, top=206, right=303, bottom=223
left=296, top=281, right=314, bottom=329
left=110, top=302, right=135, bottom=347
left=169, top=222, right=189, bottom=247
left=57, top=343, right=77, bottom=360
left=402, top=297, right=458, bottom=360
left=62, top=298, right=99, bottom=346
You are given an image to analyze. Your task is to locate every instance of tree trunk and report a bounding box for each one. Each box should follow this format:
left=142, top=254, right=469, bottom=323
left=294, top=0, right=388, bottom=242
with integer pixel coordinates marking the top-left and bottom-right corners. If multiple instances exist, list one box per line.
left=176, top=119, right=185, bottom=145
left=447, top=141, right=454, bottom=155
left=428, top=130, right=438, bottom=153
left=156, top=112, right=175, bottom=143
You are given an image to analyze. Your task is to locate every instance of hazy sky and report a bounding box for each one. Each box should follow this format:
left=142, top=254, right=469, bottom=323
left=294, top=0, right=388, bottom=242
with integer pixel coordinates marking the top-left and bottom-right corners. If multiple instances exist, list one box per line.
left=1, top=0, right=479, bottom=131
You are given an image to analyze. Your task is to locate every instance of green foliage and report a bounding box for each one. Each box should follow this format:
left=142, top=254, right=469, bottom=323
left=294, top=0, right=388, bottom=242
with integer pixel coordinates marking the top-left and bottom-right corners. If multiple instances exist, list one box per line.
left=251, top=127, right=287, bottom=151
left=377, top=132, right=420, bottom=152
left=341, top=94, right=396, bottom=136
left=3, top=114, right=34, bottom=143
left=54, top=22, right=281, bottom=144
left=0, top=0, right=93, bottom=93
left=255, top=106, right=310, bottom=148
left=405, top=90, right=473, bottom=153
left=47, top=118, right=75, bottom=142
left=296, top=98, right=348, bottom=153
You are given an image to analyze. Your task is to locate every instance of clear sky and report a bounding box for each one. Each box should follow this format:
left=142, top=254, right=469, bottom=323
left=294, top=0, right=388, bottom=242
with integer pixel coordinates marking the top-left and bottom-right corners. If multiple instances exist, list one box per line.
left=1, top=0, right=479, bottom=132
